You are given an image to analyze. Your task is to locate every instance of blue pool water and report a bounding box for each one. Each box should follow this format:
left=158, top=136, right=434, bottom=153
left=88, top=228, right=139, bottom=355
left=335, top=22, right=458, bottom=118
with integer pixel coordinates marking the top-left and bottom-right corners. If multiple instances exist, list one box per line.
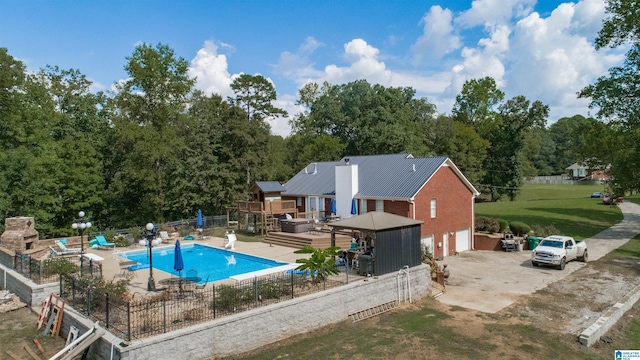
left=123, top=244, right=290, bottom=284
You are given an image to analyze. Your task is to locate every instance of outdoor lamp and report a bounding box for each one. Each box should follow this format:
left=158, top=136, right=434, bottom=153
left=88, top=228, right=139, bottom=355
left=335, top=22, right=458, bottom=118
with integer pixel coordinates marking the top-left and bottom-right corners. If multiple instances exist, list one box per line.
left=145, top=222, right=158, bottom=291
left=72, top=211, right=92, bottom=254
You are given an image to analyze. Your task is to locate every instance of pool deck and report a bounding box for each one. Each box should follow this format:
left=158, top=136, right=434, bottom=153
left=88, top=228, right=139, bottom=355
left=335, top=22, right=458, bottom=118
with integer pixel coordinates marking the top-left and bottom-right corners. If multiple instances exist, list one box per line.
left=83, top=236, right=311, bottom=297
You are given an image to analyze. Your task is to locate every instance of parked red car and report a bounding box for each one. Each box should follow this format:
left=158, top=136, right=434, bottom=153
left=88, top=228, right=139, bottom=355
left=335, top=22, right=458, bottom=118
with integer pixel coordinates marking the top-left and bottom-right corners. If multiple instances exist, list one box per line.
left=603, top=195, right=612, bottom=205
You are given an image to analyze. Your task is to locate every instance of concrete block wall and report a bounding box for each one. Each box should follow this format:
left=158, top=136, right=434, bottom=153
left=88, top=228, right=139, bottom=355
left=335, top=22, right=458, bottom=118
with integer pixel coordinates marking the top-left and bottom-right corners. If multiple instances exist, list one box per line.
left=579, top=284, right=640, bottom=346
left=117, top=264, right=430, bottom=360
left=0, top=262, right=56, bottom=308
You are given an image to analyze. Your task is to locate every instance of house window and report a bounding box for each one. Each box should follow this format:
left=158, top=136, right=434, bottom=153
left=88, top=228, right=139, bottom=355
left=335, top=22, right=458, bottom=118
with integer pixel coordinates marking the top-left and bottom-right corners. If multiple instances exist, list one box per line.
left=430, top=199, right=436, bottom=218
left=376, top=200, right=384, bottom=212
left=360, top=199, right=367, bottom=213
left=297, top=197, right=302, bottom=206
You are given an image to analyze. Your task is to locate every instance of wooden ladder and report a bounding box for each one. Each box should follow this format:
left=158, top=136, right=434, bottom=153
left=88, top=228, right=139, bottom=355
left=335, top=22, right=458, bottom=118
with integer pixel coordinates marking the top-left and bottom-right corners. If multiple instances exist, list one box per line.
left=43, top=294, right=65, bottom=337
left=348, top=301, right=397, bottom=322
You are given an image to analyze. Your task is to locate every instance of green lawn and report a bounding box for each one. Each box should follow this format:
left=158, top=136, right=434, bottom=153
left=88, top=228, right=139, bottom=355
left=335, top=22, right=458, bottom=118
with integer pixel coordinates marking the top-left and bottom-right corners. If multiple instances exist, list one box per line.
left=476, top=184, right=623, bottom=239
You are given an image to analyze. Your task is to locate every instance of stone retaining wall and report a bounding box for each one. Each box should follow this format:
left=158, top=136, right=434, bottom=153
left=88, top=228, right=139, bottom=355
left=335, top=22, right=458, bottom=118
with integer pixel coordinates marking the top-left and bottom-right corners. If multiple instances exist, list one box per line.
left=1, top=260, right=430, bottom=360
left=107, top=264, right=430, bottom=360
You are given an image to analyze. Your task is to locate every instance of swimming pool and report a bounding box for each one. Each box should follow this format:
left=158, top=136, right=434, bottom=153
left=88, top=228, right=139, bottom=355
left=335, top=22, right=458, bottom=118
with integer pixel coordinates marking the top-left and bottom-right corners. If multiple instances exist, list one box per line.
left=122, top=244, right=293, bottom=284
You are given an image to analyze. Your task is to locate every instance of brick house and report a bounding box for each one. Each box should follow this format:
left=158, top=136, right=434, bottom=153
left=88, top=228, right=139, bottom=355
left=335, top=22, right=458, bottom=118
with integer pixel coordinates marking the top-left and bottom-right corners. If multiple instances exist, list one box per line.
left=281, top=153, right=479, bottom=259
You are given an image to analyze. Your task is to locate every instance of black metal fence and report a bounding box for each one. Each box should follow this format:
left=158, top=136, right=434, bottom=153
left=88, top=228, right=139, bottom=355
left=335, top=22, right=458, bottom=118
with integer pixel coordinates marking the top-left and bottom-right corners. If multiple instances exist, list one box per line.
left=60, top=267, right=350, bottom=341
left=5, top=253, right=101, bottom=285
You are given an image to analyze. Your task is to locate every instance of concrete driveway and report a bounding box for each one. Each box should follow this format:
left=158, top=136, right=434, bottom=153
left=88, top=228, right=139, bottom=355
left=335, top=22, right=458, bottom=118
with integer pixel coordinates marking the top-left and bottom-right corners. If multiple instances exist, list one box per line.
left=436, top=202, right=640, bottom=313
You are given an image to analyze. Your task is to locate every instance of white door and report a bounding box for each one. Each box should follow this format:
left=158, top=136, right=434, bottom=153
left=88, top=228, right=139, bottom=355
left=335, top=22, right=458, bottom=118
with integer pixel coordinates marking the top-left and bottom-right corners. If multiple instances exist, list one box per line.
left=456, top=228, right=470, bottom=252
left=421, top=235, right=434, bottom=256
left=306, top=196, right=324, bottom=218
left=443, top=233, right=449, bottom=257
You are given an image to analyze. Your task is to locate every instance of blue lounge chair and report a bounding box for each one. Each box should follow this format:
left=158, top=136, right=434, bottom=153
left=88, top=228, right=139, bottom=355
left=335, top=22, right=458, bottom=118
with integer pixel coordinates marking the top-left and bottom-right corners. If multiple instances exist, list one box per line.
left=95, top=235, right=116, bottom=249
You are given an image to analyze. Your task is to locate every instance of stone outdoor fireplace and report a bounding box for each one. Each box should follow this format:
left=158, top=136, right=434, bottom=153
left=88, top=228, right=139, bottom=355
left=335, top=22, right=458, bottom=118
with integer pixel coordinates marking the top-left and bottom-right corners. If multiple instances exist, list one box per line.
left=1, top=216, right=40, bottom=252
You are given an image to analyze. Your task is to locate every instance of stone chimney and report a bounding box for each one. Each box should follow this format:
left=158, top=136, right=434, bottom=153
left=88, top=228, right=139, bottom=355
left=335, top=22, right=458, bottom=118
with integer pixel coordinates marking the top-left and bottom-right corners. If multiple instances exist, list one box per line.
left=1, top=216, right=40, bottom=252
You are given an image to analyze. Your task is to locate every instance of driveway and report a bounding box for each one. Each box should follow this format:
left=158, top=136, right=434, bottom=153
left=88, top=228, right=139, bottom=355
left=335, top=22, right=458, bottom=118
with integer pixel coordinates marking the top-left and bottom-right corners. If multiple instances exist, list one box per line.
left=436, top=201, right=640, bottom=313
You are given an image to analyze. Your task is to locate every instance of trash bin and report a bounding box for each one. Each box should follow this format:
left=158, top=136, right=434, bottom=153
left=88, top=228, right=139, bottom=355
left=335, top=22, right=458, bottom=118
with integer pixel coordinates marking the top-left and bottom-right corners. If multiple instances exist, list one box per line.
left=528, top=236, right=541, bottom=250
left=358, top=255, right=372, bottom=276
left=516, top=242, right=523, bottom=251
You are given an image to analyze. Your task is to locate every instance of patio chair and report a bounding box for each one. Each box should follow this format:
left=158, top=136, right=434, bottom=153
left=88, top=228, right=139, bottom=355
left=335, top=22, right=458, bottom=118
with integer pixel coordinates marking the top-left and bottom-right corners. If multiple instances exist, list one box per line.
left=224, top=231, right=236, bottom=250
left=94, top=235, right=116, bottom=249
left=195, top=276, right=209, bottom=292
left=54, top=240, right=82, bottom=254
left=159, top=231, right=171, bottom=243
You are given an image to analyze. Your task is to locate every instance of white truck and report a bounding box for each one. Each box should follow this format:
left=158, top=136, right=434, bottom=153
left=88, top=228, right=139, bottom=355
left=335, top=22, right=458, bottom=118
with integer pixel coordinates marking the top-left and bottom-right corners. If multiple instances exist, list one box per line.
left=531, top=235, right=588, bottom=270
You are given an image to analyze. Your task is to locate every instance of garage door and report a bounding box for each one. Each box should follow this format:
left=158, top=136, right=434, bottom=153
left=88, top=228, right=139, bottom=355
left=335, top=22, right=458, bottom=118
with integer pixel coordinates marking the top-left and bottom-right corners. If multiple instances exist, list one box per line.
left=456, top=228, right=470, bottom=252
left=421, top=234, right=434, bottom=254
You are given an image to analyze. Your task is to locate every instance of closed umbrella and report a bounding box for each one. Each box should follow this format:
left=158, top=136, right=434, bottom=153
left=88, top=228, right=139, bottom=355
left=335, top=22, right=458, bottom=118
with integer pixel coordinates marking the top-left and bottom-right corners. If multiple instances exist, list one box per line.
left=174, top=240, right=185, bottom=294
left=351, top=198, right=358, bottom=215
left=330, top=198, right=337, bottom=214
left=197, top=209, right=203, bottom=229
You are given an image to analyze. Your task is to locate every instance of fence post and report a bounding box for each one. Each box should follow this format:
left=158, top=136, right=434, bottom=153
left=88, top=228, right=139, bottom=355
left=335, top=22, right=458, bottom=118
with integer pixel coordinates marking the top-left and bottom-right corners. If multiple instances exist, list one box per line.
left=254, top=276, right=258, bottom=307
left=127, top=301, right=131, bottom=342
left=105, top=292, right=110, bottom=328
left=290, top=272, right=294, bottom=299
left=87, top=285, right=91, bottom=316
left=323, top=263, right=326, bottom=291
left=163, top=298, right=167, bottom=334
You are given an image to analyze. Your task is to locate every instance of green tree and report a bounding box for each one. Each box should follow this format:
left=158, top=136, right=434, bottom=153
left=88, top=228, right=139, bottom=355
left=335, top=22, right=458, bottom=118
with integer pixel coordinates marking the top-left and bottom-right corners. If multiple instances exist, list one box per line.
left=483, top=97, right=549, bottom=201
left=451, top=77, right=504, bottom=135
left=108, top=43, right=194, bottom=225
left=448, top=122, right=489, bottom=186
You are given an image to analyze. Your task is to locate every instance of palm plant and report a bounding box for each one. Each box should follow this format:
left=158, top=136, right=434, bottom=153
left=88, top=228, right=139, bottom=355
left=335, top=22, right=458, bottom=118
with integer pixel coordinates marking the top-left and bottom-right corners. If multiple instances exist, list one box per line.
left=293, top=245, right=341, bottom=283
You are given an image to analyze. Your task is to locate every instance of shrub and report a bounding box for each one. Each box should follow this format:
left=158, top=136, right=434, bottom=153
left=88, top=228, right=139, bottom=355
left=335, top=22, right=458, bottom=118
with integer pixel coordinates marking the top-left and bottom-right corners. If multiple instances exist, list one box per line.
left=496, top=219, right=509, bottom=232
left=531, top=224, right=561, bottom=238
left=509, top=221, right=531, bottom=236
left=127, top=226, right=142, bottom=241
left=112, top=234, right=128, bottom=248
left=475, top=216, right=488, bottom=232
left=475, top=216, right=500, bottom=233
left=103, top=228, right=118, bottom=243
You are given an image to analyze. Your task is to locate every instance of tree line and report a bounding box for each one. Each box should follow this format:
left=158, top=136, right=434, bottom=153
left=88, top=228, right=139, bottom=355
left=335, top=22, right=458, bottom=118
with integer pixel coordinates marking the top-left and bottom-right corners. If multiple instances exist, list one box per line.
left=2, top=9, right=637, bottom=237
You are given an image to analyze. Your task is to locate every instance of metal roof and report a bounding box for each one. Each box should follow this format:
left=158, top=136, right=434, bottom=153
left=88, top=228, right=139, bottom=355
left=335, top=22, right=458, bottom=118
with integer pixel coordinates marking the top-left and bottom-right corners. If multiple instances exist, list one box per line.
left=329, top=211, right=423, bottom=231
left=254, top=181, right=285, bottom=192
left=283, top=153, right=459, bottom=199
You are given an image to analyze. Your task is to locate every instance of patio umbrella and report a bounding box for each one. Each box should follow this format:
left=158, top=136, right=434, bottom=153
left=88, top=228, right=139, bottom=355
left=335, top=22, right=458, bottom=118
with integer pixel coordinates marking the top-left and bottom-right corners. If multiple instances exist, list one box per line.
left=330, top=198, right=337, bottom=214
left=351, top=198, right=358, bottom=216
left=197, top=209, right=203, bottom=229
left=173, top=240, right=184, bottom=278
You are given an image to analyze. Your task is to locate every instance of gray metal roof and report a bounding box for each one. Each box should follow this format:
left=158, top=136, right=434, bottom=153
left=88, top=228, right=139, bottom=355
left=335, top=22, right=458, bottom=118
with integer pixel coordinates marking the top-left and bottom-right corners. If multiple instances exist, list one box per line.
left=254, top=181, right=285, bottom=192
left=283, top=153, right=458, bottom=199
left=329, top=211, right=423, bottom=231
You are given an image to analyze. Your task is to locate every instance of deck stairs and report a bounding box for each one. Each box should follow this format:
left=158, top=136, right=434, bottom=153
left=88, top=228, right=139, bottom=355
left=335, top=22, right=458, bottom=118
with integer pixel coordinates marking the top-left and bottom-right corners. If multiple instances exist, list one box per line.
left=263, top=230, right=353, bottom=250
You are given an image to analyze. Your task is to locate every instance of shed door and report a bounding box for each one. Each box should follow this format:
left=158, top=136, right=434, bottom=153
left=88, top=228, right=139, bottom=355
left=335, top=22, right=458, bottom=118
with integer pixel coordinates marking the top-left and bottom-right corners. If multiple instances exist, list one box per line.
left=456, top=228, right=470, bottom=252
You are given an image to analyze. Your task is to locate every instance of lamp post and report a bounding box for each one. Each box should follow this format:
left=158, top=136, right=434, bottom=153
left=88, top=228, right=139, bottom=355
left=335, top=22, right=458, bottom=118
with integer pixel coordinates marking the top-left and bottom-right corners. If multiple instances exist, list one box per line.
left=142, top=223, right=161, bottom=291
left=71, top=211, right=92, bottom=254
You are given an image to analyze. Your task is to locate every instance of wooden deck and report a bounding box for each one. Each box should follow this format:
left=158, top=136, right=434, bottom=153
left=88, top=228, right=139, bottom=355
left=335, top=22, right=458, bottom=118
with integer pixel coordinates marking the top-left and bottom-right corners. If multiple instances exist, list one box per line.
left=263, top=230, right=353, bottom=250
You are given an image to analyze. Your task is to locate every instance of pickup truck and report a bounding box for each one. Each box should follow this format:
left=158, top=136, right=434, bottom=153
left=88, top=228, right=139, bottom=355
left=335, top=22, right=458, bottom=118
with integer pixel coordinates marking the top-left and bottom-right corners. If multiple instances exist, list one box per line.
left=531, top=235, right=587, bottom=270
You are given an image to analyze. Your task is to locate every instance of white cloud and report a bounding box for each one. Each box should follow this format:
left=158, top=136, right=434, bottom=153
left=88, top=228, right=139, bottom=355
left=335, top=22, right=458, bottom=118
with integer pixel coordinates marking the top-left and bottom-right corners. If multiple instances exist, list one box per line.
left=269, top=0, right=620, bottom=136
left=188, top=40, right=235, bottom=98
left=411, top=6, right=461, bottom=62
left=457, top=0, right=536, bottom=27
left=505, top=1, right=621, bottom=120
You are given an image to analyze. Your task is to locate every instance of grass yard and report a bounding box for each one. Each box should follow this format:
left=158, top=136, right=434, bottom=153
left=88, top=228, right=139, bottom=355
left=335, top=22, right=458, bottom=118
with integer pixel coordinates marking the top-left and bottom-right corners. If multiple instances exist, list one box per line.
left=476, top=184, right=623, bottom=239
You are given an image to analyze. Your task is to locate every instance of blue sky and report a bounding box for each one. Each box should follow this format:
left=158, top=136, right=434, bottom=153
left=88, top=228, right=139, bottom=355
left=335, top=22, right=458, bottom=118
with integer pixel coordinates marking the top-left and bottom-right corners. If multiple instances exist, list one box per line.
left=0, top=0, right=622, bottom=136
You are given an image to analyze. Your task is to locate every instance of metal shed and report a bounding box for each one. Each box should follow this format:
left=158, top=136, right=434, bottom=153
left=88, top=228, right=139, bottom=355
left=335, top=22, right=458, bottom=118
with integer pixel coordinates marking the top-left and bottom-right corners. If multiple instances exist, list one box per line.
left=329, top=212, right=423, bottom=276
